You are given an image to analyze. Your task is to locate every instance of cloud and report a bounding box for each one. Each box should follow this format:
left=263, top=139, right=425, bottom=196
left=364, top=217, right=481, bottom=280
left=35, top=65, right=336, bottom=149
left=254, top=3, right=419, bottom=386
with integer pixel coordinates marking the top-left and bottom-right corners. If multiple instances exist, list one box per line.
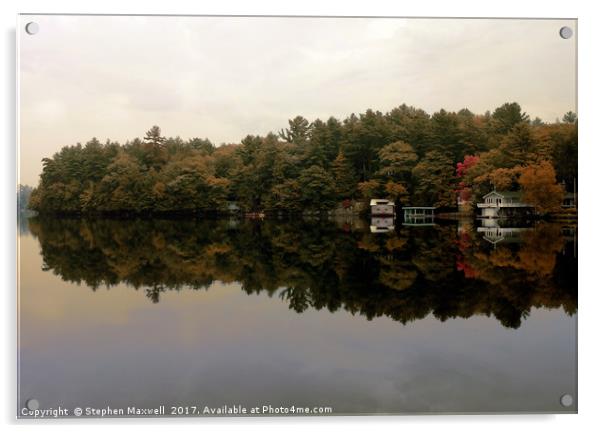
left=19, top=16, right=576, bottom=186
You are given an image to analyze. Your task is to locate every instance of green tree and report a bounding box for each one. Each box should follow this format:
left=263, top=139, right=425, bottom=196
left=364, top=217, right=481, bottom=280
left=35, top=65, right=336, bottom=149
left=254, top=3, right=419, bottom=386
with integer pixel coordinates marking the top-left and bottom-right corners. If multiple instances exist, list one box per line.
left=278, top=116, right=312, bottom=146
left=141, top=126, right=168, bottom=170
left=97, top=151, right=150, bottom=212
left=341, top=110, right=391, bottom=181
left=562, top=111, right=577, bottom=124
left=331, top=151, right=357, bottom=200
left=144, top=125, right=166, bottom=145
left=549, top=123, right=577, bottom=189
left=268, top=179, right=303, bottom=212
left=499, top=123, right=538, bottom=167
left=531, top=117, right=544, bottom=126
left=491, top=102, right=529, bottom=134
left=377, top=141, right=418, bottom=183
left=298, top=165, right=336, bottom=210
left=304, top=117, right=342, bottom=167
left=188, top=137, right=215, bottom=155
left=387, top=104, right=431, bottom=156
left=411, top=151, right=455, bottom=207
left=427, top=109, right=462, bottom=160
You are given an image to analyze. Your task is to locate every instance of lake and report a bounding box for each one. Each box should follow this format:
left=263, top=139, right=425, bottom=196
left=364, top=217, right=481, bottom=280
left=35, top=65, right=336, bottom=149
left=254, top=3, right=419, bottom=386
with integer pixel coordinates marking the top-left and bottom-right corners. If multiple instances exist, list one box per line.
left=17, top=216, right=577, bottom=416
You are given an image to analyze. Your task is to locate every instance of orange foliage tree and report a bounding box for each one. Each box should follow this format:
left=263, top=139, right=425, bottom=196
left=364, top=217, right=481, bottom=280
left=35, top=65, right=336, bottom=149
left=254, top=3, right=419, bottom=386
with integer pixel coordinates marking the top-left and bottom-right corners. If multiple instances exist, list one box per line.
left=518, top=161, right=564, bottom=214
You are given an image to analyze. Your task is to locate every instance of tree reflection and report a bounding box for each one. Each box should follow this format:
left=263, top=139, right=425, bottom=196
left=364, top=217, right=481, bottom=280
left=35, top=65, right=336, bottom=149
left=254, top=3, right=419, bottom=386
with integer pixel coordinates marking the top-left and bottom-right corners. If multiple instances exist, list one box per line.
left=27, top=217, right=576, bottom=328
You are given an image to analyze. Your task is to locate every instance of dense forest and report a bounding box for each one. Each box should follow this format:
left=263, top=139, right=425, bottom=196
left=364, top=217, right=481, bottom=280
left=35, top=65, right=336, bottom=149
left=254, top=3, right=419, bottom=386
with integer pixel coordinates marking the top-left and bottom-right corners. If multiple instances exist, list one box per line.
left=28, top=102, right=577, bottom=215
left=26, top=217, right=576, bottom=328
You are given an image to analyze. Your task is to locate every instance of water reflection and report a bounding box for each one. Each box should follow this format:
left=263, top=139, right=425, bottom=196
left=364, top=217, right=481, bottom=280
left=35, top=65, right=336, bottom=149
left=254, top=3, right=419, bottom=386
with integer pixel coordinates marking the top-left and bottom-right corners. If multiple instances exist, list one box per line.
left=476, top=218, right=533, bottom=246
left=402, top=215, right=436, bottom=226
left=370, top=217, right=395, bottom=233
left=18, top=211, right=32, bottom=236
left=27, top=217, right=576, bottom=329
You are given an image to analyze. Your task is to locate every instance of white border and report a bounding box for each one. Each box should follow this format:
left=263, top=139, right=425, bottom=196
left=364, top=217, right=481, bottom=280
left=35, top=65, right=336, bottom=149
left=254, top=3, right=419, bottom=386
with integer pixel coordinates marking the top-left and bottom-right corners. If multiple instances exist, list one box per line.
left=3, top=1, right=601, bottom=432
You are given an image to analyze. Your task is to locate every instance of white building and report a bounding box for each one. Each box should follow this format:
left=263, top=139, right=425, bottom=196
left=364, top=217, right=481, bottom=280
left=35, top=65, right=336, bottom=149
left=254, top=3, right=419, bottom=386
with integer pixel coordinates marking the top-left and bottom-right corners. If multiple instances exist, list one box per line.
left=370, top=199, right=395, bottom=216
left=476, top=191, right=532, bottom=218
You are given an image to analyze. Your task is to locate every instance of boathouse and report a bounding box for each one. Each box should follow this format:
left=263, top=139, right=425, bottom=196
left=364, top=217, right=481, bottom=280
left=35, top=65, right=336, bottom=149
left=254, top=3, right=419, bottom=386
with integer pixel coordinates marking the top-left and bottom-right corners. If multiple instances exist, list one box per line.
left=370, top=199, right=395, bottom=216
left=401, top=207, right=436, bottom=226
left=476, top=191, right=532, bottom=218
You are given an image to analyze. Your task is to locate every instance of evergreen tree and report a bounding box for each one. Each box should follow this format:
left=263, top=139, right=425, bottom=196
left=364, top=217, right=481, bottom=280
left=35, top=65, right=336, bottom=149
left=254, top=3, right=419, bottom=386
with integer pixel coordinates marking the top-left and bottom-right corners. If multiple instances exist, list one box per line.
left=411, top=151, right=455, bottom=207
left=562, top=111, right=577, bottom=124
left=331, top=151, right=357, bottom=200
left=298, top=165, right=336, bottom=210
left=491, top=102, right=529, bottom=134
left=377, top=141, right=418, bottom=183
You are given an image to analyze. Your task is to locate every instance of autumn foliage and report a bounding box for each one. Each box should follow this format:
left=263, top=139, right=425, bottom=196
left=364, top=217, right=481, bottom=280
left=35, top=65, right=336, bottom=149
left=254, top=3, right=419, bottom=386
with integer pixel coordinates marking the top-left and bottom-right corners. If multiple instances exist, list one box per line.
left=518, top=161, right=565, bottom=214
left=28, top=102, right=576, bottom=215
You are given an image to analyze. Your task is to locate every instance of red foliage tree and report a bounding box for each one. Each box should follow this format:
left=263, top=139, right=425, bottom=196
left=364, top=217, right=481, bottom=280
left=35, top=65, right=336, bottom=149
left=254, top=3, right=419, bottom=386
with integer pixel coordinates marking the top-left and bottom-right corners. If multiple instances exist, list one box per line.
left=455, top=155, right=480, bottom=203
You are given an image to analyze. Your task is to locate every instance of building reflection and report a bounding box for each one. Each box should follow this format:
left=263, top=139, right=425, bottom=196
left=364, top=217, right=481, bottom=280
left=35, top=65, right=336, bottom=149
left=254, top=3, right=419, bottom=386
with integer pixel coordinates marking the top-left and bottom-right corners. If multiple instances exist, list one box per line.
left=370, top=217, right=395, bottom=233
left=476, top=219, right=533, bottom=246
left=402, top=207, right=436, bottom=226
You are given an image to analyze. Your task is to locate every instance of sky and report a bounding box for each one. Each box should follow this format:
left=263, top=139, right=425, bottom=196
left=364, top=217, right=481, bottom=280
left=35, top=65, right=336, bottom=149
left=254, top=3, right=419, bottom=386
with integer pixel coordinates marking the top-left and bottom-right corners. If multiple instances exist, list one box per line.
left=19, top=16, right=576, bottom=186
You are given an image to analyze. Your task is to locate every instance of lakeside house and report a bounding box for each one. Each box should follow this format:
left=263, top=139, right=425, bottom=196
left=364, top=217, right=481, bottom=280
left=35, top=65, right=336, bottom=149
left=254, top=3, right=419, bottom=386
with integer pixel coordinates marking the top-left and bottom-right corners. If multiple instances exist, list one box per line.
left=476, top=191, right=532, bottom=218
left=370, top=199, right=395, bottom=216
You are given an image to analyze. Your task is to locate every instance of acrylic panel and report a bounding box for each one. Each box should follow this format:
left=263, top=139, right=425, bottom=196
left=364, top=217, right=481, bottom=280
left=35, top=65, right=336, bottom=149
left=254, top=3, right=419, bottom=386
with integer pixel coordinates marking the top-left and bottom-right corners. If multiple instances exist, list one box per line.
left=17, top=15, right=577, bottom=418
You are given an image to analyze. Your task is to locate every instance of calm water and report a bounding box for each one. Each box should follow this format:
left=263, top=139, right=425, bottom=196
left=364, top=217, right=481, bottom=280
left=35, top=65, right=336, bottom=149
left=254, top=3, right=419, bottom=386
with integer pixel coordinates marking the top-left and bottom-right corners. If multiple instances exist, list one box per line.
left=18, top=217, right=577, bottom=416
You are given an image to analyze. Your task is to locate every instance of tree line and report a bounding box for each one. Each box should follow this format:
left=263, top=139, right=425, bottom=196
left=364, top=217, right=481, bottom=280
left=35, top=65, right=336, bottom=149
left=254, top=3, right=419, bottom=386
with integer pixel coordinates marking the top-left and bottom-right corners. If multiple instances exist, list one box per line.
left=28, top=102, right=577, bottom=215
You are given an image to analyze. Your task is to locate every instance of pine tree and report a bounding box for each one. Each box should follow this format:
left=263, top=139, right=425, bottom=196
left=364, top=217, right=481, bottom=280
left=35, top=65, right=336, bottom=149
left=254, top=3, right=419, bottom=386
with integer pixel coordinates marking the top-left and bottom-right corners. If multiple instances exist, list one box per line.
left=331, top=151, right=357, bottom=200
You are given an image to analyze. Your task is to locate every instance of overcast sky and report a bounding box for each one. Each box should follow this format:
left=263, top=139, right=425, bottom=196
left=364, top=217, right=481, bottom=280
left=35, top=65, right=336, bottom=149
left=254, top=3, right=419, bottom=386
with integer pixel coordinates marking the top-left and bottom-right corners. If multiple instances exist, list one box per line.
left=19, top=16, right=576, bottom=186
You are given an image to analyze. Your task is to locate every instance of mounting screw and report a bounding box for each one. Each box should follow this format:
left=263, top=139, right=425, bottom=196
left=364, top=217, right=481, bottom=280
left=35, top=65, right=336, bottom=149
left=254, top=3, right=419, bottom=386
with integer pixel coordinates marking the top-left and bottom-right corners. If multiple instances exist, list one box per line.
left=25, top=22, right=39, bottom=35
left=25, top=399, right=39, bottom=410
left=560, top=394, right=574, bottom=407
left=559, top=26, right=573, bottom=40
